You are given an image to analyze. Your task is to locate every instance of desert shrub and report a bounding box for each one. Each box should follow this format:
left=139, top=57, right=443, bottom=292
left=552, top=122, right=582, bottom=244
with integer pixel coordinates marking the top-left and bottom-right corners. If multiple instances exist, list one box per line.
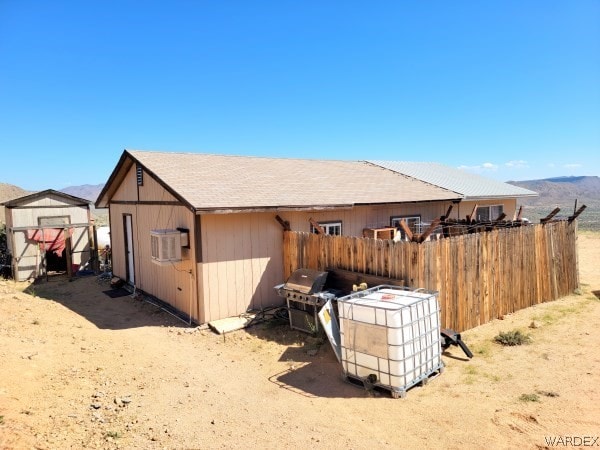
left=104, top=431, right=121, bottom=439
left=519, top=393, right=540, bottom=402
left=494, top=330, right=531, bottom=346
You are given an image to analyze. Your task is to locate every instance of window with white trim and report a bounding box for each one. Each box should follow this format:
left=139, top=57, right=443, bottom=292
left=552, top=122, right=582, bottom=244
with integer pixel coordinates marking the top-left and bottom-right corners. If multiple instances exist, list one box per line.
left=476, top=205, right=504, bottom=221
left=311, top=221, right=342, bottom=236
left=391, top=215, right=421, bottom=239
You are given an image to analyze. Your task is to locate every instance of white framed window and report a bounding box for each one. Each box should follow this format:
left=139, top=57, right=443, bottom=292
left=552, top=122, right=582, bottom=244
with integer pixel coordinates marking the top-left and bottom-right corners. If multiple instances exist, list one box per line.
left=476, top=205, right=504, bottom=221
left=311, top=221, right=342, bottom=236
left=391, top=215, right=421, bottom=239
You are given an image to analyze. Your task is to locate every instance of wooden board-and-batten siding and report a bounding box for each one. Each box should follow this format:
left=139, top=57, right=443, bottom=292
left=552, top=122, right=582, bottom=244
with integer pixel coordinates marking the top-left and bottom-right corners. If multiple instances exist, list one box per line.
left=200, top=213, right=284, bottom=323
left=283, top=220, right=579, bottom=332
left=109, top=162, right=284, bottom=324
left=109, top=203, right=198, bottom=317
left=108, top=163, right=200, bottom=321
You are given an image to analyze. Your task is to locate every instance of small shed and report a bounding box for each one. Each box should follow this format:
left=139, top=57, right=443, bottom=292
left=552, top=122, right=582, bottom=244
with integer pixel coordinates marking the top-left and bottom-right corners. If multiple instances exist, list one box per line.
left=2, top=189, right=97, bottom=281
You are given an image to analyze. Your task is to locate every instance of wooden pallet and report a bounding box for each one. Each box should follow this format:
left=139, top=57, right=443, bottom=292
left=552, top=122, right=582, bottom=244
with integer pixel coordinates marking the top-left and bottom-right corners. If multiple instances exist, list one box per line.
left=342, top=366, right=444, bottom=399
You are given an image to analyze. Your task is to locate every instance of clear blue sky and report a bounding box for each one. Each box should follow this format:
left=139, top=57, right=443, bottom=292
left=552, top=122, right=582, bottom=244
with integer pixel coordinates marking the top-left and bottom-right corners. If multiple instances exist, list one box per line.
left=1, top=1, right=598, bottom=191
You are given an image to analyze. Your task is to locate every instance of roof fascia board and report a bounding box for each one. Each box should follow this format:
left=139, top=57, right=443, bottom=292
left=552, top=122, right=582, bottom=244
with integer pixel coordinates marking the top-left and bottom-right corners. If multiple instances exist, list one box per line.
left=194, top=198, right=463, bottom=215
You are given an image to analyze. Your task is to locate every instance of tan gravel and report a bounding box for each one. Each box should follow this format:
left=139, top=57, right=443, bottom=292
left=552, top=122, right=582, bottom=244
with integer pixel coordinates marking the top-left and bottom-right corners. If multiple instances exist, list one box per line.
left=1, top=232, right=599, bottom=449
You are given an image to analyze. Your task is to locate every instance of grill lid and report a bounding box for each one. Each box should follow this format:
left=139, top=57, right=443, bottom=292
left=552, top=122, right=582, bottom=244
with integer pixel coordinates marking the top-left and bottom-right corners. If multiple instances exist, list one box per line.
left=283, top=269, right=328, bottom=294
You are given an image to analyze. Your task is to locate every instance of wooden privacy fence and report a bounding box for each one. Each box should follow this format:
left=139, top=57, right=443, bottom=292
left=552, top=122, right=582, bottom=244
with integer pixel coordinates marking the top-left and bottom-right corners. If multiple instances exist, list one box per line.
left=283, top=220, right=579, bottom=332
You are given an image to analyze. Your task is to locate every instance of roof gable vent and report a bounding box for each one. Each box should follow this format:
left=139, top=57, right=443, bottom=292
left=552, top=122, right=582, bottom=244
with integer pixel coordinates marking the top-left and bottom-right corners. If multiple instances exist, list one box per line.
left=136, top=164, right=143, bottom=186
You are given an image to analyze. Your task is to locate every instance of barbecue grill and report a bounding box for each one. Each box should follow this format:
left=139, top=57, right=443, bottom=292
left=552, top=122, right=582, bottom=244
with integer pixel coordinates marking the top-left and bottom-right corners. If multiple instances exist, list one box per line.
left=274, top=268, right=340, bottom=333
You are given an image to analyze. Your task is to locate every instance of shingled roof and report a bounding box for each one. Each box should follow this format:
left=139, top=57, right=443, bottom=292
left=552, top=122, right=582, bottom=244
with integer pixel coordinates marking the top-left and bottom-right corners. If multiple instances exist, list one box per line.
left=367, top=161, right=538, bottom=200
left=96, top=150, right=463, bottom=212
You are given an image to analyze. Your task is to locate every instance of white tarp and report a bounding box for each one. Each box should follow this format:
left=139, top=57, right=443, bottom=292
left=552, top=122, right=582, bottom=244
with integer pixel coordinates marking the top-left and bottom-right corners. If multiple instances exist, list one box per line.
left=318, top=299, right=341, bottom=362
left=96, top=226, right=110, bottom=247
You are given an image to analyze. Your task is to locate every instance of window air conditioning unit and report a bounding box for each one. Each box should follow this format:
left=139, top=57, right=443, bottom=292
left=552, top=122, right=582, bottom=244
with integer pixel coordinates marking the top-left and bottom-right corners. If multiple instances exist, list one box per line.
left=150, top=229, right=182, bottom=264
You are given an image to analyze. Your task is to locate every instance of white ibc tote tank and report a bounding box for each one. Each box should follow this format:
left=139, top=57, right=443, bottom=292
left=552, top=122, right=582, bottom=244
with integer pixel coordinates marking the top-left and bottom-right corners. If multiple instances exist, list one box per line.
left=337, top=285, right=443, bottom=398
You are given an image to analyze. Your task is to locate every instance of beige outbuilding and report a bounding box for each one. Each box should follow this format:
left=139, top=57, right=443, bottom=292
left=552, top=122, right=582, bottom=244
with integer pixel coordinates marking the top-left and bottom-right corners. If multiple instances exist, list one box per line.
left=95, top=149, right=535, bottom=325
left=2, top=190, right=96, bottom=281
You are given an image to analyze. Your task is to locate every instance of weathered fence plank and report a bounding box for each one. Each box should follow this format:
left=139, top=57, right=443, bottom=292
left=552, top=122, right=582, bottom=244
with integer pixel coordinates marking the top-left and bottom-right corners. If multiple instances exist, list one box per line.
left=282, top=221, right=579, bottom=332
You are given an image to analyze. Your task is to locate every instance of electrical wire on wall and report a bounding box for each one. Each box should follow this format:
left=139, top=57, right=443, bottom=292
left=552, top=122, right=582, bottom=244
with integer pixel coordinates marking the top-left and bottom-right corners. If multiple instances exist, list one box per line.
left=153, top=186, right=196, bottom=325
left=147, top=187, right=168, bottom=308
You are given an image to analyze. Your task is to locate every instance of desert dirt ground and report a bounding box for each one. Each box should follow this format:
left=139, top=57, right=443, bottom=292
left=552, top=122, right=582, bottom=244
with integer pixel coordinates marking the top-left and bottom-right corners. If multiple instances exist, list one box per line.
left=1, top=232, right=599, bottom=450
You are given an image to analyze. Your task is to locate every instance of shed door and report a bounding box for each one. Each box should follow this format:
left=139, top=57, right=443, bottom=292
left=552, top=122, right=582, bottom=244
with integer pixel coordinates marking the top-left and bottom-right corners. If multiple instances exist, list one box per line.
left=123, top=214, right=135, bottom=285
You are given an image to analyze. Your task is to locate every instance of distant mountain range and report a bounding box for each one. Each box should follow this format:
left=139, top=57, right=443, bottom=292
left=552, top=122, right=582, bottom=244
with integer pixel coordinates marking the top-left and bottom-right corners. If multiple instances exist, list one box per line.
left=507, top=176, right=600, bottom=207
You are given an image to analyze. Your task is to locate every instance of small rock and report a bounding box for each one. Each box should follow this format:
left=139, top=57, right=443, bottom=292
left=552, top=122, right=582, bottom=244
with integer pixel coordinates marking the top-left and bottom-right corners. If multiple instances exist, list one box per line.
left=91, top=403, right=102, bottom=409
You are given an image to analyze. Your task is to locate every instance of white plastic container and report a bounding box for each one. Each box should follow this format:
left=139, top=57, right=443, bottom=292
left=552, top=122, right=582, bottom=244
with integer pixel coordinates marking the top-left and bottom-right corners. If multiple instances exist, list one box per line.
left=337, top=285, right=443, bottom=397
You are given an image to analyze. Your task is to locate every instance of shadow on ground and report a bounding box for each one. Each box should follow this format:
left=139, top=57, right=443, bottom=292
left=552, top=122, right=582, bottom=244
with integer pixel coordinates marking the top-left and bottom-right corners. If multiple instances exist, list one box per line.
left=268, top=352, right=432, bottom=400
left=243, top=318, right=370, bottom=398
left=268, top=345, right=380, bottom=399
left=25, top=273, right=188, bottom=330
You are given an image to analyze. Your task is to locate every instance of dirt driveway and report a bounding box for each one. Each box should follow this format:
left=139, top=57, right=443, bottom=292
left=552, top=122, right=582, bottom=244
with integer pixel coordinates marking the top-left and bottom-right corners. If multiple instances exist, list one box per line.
left=1, top=232, right=599, bottom=449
